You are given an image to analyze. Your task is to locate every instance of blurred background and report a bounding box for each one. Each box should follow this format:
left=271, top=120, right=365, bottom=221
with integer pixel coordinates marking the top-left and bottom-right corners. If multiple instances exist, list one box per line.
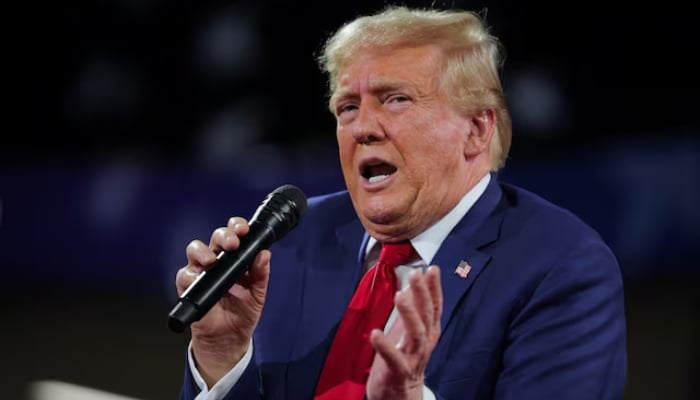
left=3, top=0, right=698, bottom=398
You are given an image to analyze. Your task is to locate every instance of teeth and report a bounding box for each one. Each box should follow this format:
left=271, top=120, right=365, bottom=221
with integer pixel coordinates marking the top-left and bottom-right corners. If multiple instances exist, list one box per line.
left=368, top=174, right=389, bottom=183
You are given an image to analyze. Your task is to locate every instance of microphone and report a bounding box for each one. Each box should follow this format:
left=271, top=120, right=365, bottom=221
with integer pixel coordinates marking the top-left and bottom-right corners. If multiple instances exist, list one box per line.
left=168, top=184, right=308, bottom=333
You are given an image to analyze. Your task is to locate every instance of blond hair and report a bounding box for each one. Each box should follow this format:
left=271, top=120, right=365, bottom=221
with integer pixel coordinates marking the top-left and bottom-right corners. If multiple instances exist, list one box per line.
left=318, top=6, right=512, bottom=170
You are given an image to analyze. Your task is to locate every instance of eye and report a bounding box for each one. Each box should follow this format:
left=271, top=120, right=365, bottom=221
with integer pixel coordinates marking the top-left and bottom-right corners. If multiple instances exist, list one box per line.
left=387, top=95, right=410, bottom=104
left=335, top=102, right=359, bottom=124
left=340, top=104, right=358, bottom=114
left=383, top=94, right=412, bottom=111
left=336, top=103, right=358, bottom=116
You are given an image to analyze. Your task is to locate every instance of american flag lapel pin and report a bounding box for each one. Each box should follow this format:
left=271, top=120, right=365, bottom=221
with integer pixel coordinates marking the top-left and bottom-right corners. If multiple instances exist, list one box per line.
left=454, top=260, right=472, bottom=279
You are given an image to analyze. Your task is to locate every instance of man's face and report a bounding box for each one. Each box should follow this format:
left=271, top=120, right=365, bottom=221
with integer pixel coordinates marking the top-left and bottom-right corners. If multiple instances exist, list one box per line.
left=332, top=45, right=482, bottom=241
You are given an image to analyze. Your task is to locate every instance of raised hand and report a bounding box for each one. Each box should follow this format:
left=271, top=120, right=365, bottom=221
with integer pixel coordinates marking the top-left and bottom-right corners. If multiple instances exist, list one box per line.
left=366, top=266, right=443, bottom=400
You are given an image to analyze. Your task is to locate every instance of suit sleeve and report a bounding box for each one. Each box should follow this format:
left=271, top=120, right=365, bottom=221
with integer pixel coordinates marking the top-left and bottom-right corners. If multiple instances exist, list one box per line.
left=493, top=238, right=627, bottom=400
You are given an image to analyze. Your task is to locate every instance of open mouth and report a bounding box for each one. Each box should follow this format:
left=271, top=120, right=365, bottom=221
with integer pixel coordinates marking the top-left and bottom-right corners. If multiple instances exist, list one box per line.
left=361, top=160, right=397, bottom=183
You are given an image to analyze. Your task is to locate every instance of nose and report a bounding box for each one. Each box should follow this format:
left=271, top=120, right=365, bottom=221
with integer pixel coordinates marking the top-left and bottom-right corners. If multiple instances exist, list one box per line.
left=351, top=100, right=385, bottom=144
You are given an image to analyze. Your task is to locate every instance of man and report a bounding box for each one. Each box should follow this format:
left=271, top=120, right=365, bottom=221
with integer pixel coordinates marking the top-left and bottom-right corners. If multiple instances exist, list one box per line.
left=175, top=6, right=627, bottom=400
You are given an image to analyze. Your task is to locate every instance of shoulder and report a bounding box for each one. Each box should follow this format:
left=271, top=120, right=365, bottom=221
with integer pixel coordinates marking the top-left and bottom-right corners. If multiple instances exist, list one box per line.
left=307, top=189, right=354, bottom=211
left=493, top=180, right=621, bottom=281
left=498, top=181, right=605, bottom=246
left=491, top=181, right=624, bottom=313
left=305, top=189, right=356, bottom=224
left=495, top=180, right=622, bottom=289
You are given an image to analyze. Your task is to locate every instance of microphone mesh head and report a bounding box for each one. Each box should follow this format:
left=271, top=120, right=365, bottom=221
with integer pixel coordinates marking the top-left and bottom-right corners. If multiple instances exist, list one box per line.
left=252, top=184, right=308, bottom=241
left=272, top=184, right=308, bottom=218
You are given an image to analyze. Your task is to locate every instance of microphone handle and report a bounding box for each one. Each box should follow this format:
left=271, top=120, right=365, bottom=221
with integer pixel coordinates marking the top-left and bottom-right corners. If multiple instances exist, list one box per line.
left=168, top=222, right=274, bottom=332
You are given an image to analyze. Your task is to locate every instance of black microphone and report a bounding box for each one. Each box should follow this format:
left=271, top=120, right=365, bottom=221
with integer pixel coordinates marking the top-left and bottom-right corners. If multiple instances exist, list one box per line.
left=168, top=184, right=308, bottom=333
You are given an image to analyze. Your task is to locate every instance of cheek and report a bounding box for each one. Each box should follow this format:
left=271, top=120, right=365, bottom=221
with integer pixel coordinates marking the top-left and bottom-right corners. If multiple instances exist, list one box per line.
left=422, top=116, right=467, bottom=155
left=406, top=136, right=465, bottom=181
left=336, top=133, right=355, bottom=171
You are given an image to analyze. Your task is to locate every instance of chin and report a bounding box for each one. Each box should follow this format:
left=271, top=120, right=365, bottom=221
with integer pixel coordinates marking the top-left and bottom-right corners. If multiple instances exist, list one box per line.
left=360, top=205, right=405, bottom=236
left=364, top=211, right=394, bottom=225
left=359, top=196, right=397, bottom=220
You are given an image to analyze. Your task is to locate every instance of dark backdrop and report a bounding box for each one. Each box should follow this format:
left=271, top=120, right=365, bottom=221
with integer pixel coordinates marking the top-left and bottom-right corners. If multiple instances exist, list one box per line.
left=3, top=1, right=698, bottom=399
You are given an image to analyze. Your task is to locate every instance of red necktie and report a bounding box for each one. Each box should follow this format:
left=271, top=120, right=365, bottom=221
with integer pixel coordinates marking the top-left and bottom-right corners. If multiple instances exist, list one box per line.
left=314, top=241, right=417, bottom=399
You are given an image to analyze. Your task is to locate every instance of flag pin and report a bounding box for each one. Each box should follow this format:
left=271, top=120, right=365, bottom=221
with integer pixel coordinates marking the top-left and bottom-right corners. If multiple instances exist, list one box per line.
left=454, top=260, right=472, bottom=279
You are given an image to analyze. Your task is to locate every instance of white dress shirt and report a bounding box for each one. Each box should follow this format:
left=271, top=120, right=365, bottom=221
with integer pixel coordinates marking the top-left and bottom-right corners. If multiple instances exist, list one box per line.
left=190, top=173, right=491, bottom=399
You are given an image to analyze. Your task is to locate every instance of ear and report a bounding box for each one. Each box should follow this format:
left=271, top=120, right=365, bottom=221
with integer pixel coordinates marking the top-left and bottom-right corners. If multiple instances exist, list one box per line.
left=463, top=109, right=496, bottom=158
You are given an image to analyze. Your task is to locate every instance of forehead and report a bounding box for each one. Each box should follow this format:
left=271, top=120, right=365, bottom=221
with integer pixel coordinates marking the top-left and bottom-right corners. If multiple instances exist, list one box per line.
left=333, top=45, right=444, bottom=97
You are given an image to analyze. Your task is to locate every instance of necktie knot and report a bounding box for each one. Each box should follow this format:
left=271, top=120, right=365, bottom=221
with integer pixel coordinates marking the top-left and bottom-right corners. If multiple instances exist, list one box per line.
left=378, top=241, right=417, bottom=270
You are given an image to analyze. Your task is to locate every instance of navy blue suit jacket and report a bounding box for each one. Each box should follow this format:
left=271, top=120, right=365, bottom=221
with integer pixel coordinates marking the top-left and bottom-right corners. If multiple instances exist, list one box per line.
left=180, top=177, right=627, bottom=399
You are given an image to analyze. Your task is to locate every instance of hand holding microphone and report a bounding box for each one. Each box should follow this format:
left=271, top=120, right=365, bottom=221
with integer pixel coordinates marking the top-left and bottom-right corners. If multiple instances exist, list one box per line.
left=170, top=185, right=306, bottom=383
left=170, top=184, right=307, bottom=332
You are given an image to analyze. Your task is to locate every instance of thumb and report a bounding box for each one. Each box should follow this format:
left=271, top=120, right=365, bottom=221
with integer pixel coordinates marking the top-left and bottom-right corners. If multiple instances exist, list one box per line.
left=249, top=250, right=271, bottom=284
left=235, top=250, right=271, bottom=301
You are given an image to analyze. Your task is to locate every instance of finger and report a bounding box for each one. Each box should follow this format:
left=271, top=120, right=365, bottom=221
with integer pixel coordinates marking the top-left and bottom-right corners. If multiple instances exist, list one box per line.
left=234, top=250, right=271, bottom=305
left=227, top=217, right=250, bottom=233
left=175, top=264, right=201, bottom=296
left=237, top=250, right=271, bottom=290
left=231, top=250, right=271, bottom=309
left=209, top=217, right=250, bottom=253
left=425, top=266, right=443, bottom=330
left=409, top=269, right=434, bottom=330
left=249, top=249, right=271, bottom=283
left=179, top=240, right=217, bottom=296
left=209, top=226, right=241, bottom=254
left=370, top=329, right=411, bottom=376
left=394, top=288, right=426, bottom=354
left=185, top=239, right=217, bottom=269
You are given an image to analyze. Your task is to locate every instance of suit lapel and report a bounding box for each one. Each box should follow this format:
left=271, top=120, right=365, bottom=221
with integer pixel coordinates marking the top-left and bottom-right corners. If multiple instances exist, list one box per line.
left=432, top=177, right=504, bottom=331
left=291, top=216, right=365, bottom=357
